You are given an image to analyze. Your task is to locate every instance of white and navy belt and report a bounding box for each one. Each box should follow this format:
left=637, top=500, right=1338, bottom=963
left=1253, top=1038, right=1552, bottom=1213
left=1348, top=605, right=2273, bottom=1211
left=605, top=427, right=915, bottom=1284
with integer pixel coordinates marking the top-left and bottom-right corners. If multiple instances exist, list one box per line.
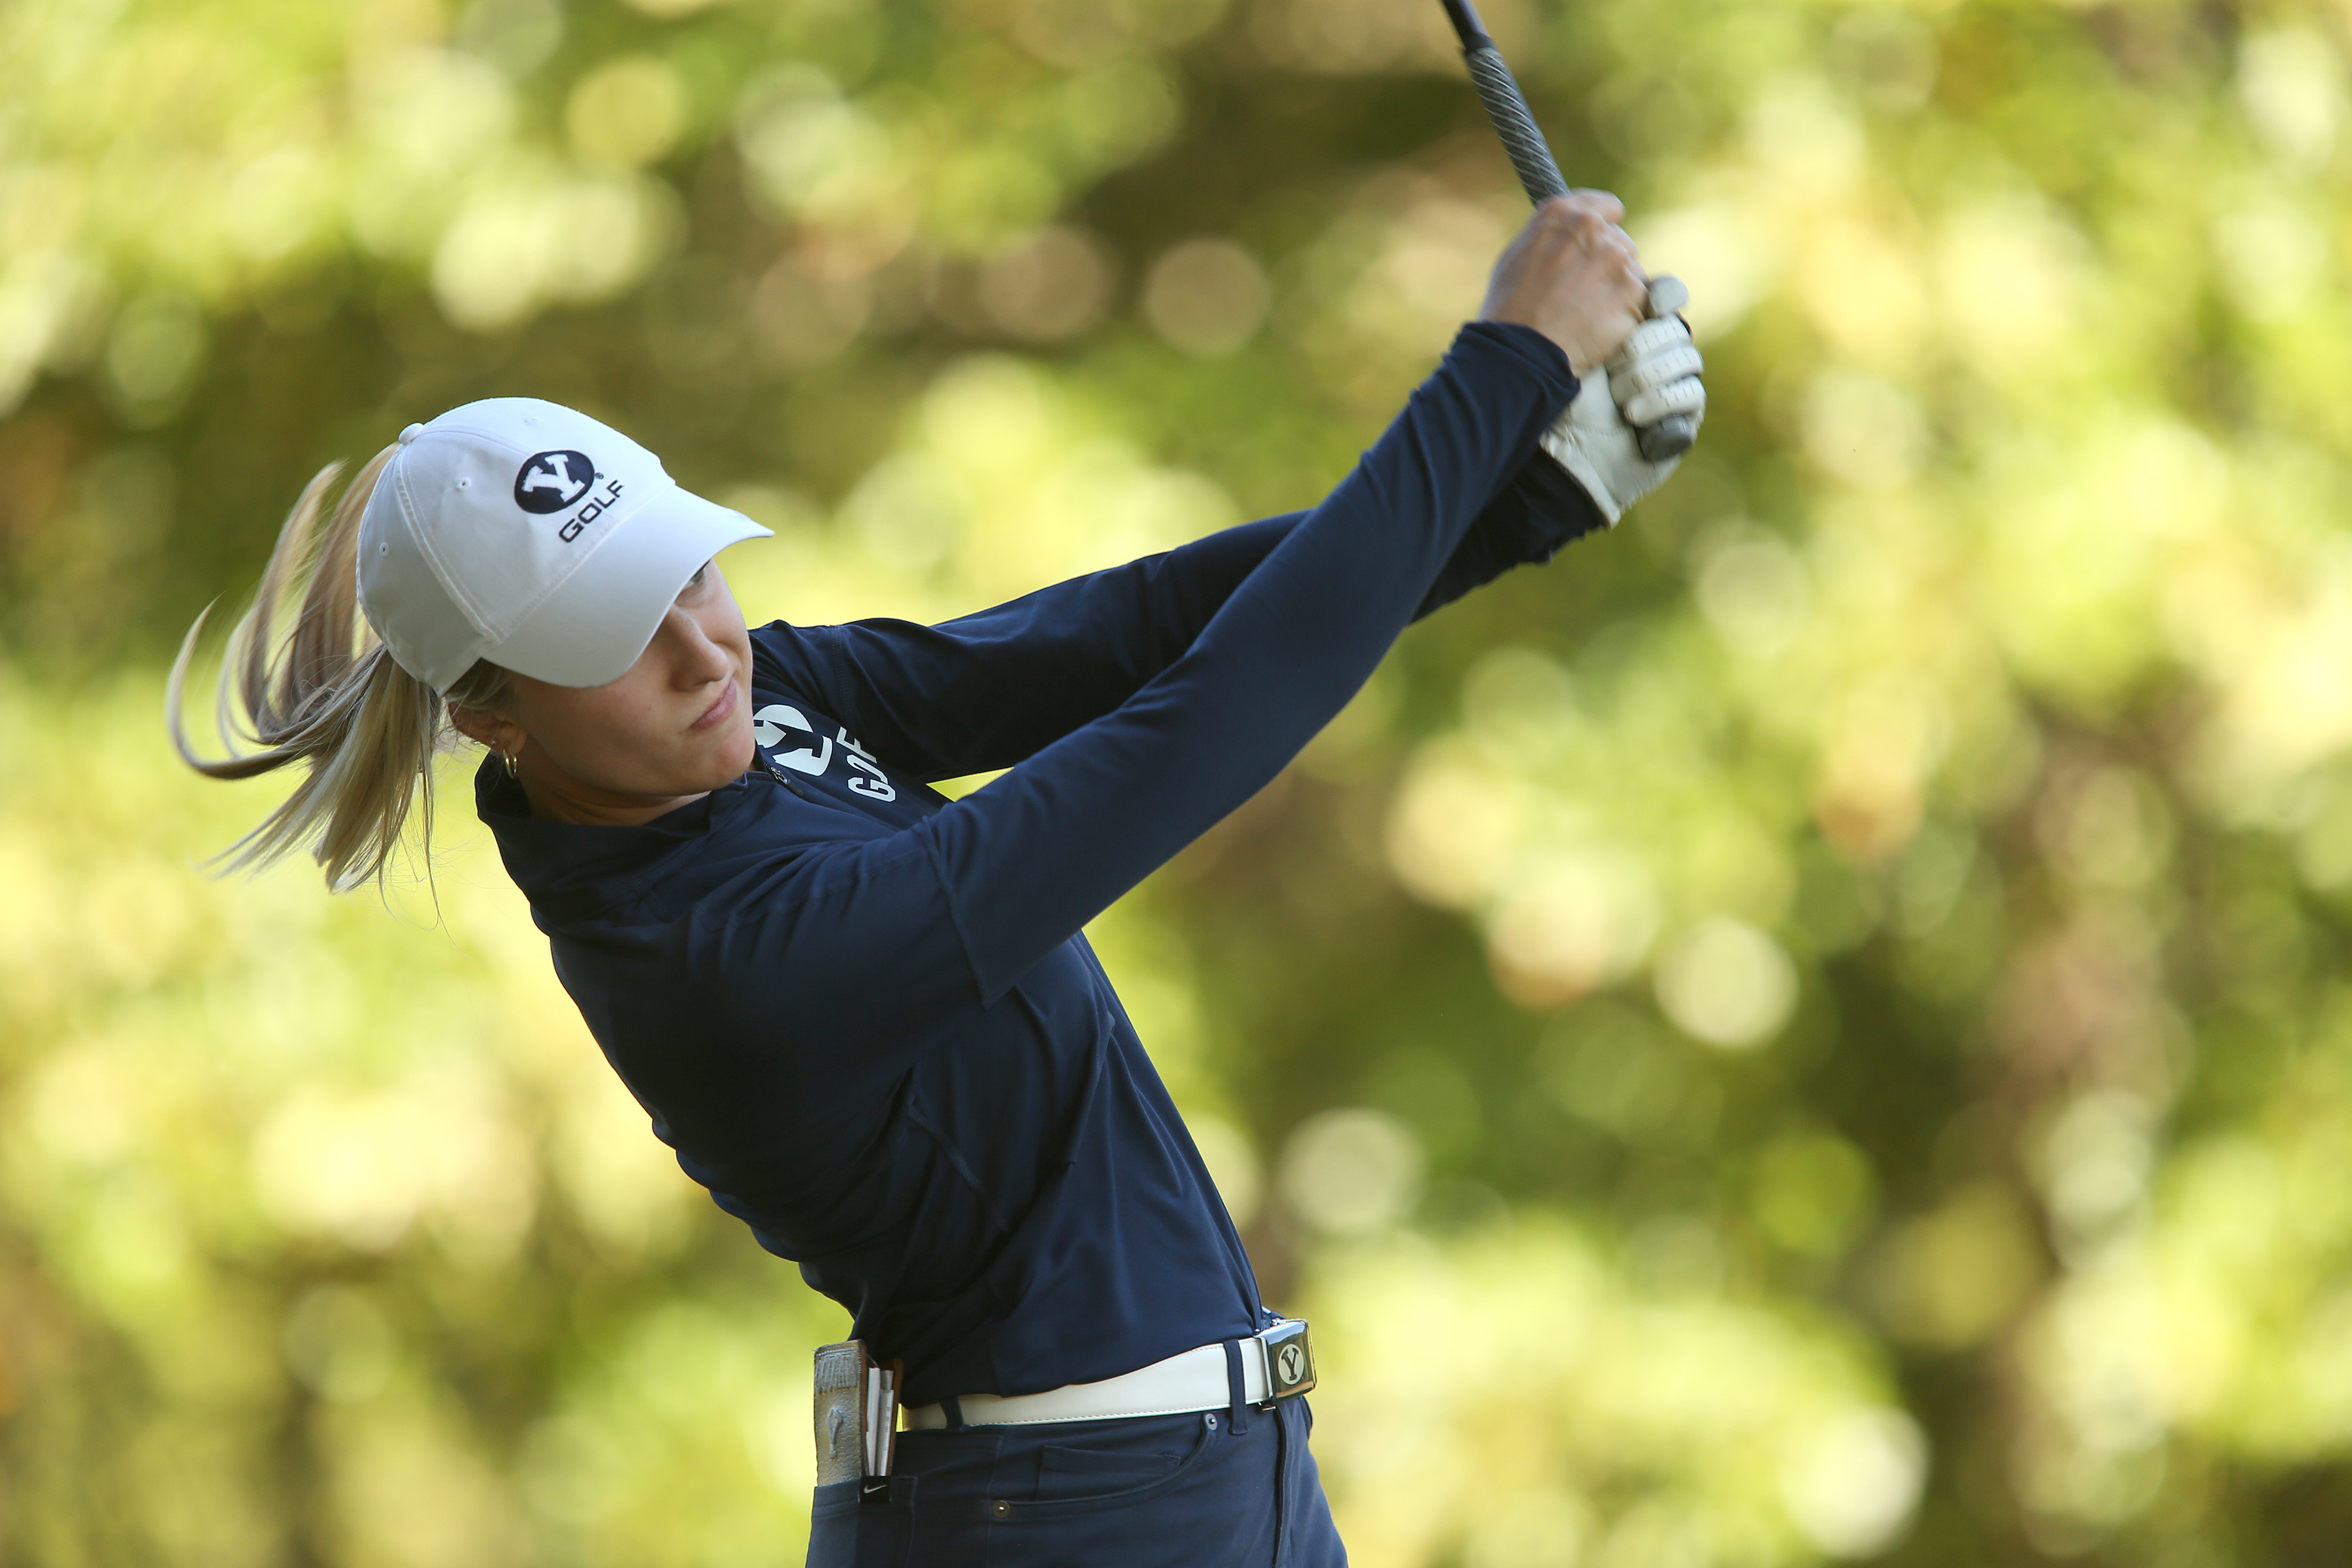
left=903, top=1320, right=1316, bottom=1430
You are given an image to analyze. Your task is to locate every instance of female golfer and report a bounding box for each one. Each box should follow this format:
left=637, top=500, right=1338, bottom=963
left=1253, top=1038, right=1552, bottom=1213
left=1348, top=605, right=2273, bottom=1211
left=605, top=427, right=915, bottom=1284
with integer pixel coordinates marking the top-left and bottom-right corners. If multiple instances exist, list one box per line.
left=174, top=192, right=1700, bottom=1566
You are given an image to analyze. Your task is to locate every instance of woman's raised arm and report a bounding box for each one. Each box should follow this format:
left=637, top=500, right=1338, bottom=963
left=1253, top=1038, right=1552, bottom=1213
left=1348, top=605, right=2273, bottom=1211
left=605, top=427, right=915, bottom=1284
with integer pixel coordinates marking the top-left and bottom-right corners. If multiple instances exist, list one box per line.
left=747, top=438, right=1607, bottom=782
left=914, top=320, right=1576, bottom=1001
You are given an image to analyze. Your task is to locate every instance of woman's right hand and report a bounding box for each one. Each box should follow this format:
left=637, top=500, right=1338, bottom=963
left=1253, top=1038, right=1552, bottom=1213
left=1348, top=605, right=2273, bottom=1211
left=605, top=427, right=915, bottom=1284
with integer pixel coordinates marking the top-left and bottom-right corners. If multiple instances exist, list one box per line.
left=1478, top=191, right=1650, bottom=376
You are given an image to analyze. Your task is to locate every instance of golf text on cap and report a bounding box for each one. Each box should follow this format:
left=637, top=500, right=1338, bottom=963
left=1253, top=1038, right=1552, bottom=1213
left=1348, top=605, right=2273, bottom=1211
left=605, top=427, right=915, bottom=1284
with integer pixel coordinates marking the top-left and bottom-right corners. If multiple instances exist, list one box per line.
left=514, top=449, right=625, bottom=542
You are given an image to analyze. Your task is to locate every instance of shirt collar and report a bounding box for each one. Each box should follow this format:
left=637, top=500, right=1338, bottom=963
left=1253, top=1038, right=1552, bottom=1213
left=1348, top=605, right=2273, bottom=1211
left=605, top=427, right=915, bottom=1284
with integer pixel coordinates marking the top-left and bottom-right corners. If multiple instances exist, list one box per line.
left=474, top=752, right=747, bottom=923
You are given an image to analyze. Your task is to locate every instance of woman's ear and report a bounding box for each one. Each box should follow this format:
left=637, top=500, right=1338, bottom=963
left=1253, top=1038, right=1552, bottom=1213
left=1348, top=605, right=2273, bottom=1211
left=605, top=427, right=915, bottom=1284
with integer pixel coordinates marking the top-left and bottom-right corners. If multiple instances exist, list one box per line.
left=447, top=700, right=525, bottom=759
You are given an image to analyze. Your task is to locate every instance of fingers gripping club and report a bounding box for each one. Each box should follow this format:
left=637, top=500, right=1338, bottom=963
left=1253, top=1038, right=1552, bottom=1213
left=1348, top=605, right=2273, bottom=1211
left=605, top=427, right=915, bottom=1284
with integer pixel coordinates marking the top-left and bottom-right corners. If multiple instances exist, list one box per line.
left=1440, top=0, right=1695, bottom=460
left=1627, top=279, right=1697, bottom=461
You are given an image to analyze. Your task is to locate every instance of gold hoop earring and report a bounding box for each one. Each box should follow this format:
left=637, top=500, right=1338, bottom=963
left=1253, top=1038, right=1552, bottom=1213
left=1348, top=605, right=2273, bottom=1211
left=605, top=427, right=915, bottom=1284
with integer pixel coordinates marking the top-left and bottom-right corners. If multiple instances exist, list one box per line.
left=501, top=749, right=520, bottom=779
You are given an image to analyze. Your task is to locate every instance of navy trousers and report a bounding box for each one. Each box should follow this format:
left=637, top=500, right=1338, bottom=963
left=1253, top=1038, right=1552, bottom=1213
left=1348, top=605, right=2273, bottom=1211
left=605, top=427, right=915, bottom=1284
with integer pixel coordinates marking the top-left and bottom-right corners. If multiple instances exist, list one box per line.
left=804, top=1397, right=1347, bottom=1567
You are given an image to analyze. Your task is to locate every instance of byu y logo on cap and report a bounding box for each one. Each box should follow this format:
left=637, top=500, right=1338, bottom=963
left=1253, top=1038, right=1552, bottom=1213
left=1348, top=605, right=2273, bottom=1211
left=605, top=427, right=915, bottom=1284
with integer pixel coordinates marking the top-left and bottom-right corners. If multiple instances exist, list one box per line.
left=514, top=450, right=596, bottom=514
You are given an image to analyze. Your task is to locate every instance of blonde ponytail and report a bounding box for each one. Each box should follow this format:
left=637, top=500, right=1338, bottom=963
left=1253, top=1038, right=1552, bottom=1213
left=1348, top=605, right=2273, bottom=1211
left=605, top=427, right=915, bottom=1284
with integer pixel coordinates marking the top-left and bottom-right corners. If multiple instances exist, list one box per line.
left=168, top=448, right=514, bottom=892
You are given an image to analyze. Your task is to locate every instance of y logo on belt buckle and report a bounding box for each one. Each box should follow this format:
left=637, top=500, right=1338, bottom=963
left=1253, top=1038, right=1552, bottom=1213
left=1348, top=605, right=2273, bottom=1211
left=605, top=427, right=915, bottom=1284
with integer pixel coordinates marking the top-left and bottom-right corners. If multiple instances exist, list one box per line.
left=1260, top=1320, right=1316, bottom=1404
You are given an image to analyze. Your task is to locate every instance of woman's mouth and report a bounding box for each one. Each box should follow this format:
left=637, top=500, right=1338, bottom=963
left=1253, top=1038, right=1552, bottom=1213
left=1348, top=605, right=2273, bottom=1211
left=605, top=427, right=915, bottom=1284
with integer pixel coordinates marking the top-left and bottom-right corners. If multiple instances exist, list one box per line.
left=692, top=677, right=739, bottom=732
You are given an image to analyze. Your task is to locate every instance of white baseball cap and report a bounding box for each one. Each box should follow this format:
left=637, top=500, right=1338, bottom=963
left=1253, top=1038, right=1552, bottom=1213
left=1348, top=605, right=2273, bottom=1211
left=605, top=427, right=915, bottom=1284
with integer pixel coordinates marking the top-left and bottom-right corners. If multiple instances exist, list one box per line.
left=356, top=397, right=772, bottom=691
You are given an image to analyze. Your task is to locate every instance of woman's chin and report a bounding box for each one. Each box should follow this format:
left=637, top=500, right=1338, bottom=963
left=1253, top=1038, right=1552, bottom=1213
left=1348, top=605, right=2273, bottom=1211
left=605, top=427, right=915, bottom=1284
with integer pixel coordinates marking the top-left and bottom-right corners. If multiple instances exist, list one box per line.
left=704, top=729, right=757, bottom=789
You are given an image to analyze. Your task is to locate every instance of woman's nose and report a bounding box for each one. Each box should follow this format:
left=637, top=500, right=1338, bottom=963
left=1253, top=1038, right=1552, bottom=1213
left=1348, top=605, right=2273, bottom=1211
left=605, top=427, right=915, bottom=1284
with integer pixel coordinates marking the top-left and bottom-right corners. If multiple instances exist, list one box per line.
left=659, top=607, right=732, bottom=685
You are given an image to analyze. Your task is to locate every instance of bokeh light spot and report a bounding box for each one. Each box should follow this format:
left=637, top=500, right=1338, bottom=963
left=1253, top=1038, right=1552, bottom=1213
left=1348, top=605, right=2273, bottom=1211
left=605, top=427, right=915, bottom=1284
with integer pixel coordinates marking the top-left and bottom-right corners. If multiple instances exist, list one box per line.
left=975, top=226, right=1116, bottom=341
left=566, top=56, right=687, bottom=169
left=1654, top=918, right=1797, bottom=1050
left=1780, top=1407, right=1927, bottom=1558
left=1143, top=238, right=1271, bottom=357
left=1279, top=1108, right=1424, bottom=1235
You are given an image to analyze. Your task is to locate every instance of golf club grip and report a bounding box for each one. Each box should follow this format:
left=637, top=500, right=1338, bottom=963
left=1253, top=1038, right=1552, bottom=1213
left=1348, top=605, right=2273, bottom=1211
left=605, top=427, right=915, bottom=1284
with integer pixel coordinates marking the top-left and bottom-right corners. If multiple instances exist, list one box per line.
left=1639, top=415, right=1695, bottom=460
left=1463, top=47, right=1568, bottom=205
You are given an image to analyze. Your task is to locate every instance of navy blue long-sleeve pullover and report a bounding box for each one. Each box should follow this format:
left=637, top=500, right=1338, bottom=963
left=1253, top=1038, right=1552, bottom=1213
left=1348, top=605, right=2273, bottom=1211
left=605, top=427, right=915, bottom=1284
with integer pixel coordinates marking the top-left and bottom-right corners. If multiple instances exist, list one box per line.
left=482, top=323, right=1593, bottom=1405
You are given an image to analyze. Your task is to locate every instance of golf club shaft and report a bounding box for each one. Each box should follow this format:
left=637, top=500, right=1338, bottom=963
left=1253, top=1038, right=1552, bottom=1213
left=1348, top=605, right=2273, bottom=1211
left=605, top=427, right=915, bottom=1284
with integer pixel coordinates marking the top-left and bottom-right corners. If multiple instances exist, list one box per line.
left=1441, top=0, right=1567, bottom=206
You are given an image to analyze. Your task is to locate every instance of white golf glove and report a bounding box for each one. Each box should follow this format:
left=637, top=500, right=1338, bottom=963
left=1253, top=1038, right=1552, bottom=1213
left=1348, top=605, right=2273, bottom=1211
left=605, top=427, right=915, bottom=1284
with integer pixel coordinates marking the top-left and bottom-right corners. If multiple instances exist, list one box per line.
left=1538, top=279, right=1706, bottom=525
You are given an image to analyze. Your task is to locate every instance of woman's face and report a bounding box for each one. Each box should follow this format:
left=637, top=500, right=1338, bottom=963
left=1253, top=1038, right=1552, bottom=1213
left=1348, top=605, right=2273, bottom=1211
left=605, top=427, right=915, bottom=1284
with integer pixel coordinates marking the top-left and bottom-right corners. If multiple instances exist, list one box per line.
left=465, top=562, right=757, bottom=825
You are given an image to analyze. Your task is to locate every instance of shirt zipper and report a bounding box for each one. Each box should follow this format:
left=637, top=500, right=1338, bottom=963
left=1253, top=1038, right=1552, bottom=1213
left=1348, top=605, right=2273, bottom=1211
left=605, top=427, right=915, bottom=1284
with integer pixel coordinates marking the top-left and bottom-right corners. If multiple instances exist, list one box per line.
left=756, top=753, right=818, bottom=800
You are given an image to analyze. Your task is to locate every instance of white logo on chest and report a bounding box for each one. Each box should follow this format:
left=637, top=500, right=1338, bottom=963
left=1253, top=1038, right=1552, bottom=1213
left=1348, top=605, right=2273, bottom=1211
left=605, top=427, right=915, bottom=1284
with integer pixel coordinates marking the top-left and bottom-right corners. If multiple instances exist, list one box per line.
left=753, top=704, right=896, bottom=801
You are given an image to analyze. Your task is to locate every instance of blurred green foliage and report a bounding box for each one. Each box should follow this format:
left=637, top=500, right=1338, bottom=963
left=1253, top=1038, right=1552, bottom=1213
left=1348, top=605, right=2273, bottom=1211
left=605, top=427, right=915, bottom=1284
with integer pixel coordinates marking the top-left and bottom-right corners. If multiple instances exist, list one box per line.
left=7, top=0, right=2352, bottom=1563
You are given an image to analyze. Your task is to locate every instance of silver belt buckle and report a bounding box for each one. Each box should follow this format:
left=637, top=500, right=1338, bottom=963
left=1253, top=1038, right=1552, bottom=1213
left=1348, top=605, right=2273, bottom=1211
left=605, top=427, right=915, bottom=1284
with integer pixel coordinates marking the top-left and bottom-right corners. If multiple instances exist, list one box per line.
left=1257, top=1320, right=1316, bottom=1405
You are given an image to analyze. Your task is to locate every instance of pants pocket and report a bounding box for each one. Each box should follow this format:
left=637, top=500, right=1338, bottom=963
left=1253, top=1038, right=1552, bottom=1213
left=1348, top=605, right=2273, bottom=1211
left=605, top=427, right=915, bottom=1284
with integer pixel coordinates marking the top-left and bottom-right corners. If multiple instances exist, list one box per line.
left=1036, top=1443, right=1181, bottom=1502
left=1005, top=1413, right=1220, bottom=1518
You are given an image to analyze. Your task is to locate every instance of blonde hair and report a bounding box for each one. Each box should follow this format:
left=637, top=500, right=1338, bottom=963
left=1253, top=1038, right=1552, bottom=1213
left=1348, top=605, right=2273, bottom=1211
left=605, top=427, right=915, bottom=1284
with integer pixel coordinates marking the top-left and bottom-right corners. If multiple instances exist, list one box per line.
left=168, top=448, right=514, bottom=892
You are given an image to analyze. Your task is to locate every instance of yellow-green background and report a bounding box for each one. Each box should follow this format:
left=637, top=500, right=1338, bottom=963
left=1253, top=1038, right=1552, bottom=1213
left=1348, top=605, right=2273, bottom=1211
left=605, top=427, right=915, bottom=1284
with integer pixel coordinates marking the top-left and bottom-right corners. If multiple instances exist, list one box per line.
left=5, top=0, right=2350, bottom=1561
